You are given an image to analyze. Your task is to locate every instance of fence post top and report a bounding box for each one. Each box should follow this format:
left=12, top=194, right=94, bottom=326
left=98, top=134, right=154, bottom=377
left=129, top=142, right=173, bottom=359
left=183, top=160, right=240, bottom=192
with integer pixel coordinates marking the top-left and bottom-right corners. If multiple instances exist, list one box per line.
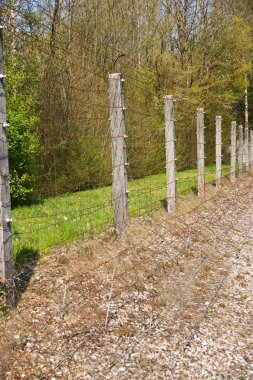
left=109, top=73, right=121, bottom=80
left=197, top=108, right=204, bottom=113
left=164, top=95, right=174, bottom=100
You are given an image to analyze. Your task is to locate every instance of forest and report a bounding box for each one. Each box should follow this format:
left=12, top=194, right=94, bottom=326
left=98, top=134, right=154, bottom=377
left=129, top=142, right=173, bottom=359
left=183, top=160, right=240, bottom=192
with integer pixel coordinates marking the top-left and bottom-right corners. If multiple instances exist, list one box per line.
left=1, top=0, right=253, bottom=205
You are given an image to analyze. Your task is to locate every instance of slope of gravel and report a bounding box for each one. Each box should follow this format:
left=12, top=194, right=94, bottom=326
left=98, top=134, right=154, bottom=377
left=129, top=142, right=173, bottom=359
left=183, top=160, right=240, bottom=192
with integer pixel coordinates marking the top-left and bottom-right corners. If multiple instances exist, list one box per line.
left=1, top=177, right=253, bottom=379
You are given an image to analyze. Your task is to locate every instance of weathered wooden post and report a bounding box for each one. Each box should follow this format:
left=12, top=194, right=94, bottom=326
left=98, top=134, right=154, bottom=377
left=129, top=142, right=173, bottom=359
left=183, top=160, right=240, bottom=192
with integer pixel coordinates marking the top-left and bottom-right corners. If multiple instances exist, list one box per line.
left=230, top=121, right=237, bottom=182
left=164, top=95, right=176, bottom=213
left=0, top=25, right=13, bottom=307
left=197, top=108, right=205, bottom=196
left=245, top=86, right=249, bottom=171
left=250, top=130, right=253, bottom=171
left=216, top=116, right=222, bottom=188
left=109, top=73, right=128, bottom=236
left=238, top=125, right=243, bottom=177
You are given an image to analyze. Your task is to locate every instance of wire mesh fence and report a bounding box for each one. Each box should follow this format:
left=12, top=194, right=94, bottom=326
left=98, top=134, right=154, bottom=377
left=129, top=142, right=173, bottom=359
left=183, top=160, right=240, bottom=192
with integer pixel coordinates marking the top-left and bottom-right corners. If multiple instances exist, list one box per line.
left=8, top=65, right=250, bottom=268
left=0, top=3, right=249, bottom=272
left=1, top=175, right=253, bottom=378
left=1, top=1, right=253, bottom=378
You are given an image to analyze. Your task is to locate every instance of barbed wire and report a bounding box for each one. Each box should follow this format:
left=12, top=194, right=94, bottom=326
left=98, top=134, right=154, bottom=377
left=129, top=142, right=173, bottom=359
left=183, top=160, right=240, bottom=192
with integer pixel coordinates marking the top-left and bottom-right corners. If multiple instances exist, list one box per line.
left=7, top=174, right=252, bottom=378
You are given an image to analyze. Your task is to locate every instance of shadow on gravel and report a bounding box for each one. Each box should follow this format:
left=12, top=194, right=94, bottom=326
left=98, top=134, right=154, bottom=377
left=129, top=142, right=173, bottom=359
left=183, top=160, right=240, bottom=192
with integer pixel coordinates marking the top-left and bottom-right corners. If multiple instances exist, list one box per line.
left=14, top=247, right=39, bottom=304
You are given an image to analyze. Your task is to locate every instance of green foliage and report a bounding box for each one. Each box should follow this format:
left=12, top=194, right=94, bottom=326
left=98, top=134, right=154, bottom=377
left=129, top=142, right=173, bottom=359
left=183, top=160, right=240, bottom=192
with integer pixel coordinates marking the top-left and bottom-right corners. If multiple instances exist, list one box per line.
left=150, top=16, right=253, bottom=168
left=3, top=3, right=253, bottom=202
left=124, top=66, right=165, bottom=178
left=202, top=17, right=253, bottom=163
left=12, top=164, right=229, bottom=258
left=6, top=60, right=40, bottom=205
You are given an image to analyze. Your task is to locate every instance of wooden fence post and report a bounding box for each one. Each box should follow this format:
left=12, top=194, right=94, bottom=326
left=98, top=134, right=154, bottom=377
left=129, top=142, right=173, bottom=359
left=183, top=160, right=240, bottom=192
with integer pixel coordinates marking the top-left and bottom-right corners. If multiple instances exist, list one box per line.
left=250, top=130, right=253, bottom=171
left=0, top=26, right=13, bottom=308
left=238, top=125, right=243, bottom=177
left=230, top=121, right=237, bottom=182
left=197, top=108, right=205, bottom=196
left=109, top=73, right=128, bottom=236
left=244, top=128, right=249, bottom=171
left=216, top=116, right=222, bottom=188
left=164, top=95, right=176, bottom=213
left=245, top=86, right=249, bottom=171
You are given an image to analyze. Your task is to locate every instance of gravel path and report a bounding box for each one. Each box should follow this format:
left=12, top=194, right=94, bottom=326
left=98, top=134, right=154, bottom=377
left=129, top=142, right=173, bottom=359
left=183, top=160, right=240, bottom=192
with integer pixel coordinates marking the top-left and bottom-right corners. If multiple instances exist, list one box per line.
left=1, top=177, right=253, bottom=379
left=169, top=202, right=253, bottom=379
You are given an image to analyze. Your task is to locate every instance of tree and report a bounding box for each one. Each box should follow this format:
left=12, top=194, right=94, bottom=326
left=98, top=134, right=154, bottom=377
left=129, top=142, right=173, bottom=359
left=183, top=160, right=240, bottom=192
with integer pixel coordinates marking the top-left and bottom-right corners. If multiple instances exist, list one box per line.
left=2, top=0, right=253, bottom=201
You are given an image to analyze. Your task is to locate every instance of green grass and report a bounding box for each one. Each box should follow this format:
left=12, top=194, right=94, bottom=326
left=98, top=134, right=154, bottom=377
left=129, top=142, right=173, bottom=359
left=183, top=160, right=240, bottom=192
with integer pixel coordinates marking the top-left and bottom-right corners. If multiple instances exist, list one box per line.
left=13, top=164, right=230, bottom=261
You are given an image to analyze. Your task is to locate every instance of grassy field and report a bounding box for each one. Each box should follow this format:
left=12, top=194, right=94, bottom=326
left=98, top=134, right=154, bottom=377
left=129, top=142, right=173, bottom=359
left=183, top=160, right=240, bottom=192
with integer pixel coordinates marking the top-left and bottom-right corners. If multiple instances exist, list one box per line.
left=13, top=165, right=230, bottom=262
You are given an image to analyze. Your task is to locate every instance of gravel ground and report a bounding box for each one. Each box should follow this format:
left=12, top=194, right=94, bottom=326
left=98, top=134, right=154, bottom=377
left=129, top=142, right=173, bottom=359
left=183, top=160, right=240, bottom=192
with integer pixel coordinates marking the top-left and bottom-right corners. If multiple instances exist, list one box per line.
left=1, top=176, right=253, bottom=379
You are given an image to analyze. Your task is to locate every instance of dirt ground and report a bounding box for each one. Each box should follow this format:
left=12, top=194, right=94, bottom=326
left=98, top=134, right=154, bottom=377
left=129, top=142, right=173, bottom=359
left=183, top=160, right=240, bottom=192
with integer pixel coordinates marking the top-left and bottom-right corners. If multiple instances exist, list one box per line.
left=1, top=176, right=253, bottom=379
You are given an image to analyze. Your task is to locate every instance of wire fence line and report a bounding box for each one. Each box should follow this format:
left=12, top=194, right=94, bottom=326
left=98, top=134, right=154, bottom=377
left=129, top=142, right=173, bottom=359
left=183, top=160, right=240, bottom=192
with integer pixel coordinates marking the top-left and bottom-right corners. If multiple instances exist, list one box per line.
left=0, top=7, right=253, bottom=313
left=1, top=67, right=252, bottom=306
left=11, top=96, right=241, bottom=255
left=2, top=175, right=253, bottom=378
left=1, top=5, right=253, bottom=379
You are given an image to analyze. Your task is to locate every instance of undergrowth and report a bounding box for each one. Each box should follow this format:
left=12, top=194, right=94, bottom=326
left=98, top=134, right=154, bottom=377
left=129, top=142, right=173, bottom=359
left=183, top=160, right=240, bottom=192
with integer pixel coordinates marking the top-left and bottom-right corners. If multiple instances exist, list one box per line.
left=12, top=165, right=230, bottom=260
